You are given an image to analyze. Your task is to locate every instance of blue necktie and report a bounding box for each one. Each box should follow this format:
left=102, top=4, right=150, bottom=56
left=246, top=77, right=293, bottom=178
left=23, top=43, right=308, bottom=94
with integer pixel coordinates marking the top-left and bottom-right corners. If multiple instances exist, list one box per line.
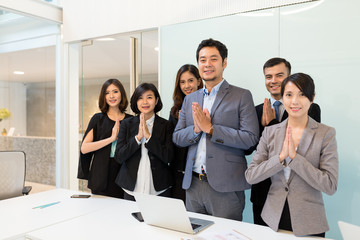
left=273, top=101, right=282, bottom=121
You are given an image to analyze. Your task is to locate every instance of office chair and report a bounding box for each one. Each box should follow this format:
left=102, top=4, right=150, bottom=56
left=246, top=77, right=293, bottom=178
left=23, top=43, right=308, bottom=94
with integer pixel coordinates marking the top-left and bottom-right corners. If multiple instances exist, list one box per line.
left=0, top=151, right=32, bottom=200
left=338, top=221, right=360, bottom=240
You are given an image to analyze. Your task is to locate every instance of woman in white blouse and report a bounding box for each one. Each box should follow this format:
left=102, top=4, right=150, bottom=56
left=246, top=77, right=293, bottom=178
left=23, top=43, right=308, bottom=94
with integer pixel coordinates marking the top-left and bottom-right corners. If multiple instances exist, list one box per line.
left=245, top=73, right=338, bottom=237
left=115, top=83, right=174, bottom=200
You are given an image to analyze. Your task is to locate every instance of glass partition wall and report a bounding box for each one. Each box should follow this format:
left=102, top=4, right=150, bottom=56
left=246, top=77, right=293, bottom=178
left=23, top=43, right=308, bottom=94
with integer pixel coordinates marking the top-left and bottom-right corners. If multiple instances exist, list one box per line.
left=0, top=8, right=59, bottom=191
left=0, top=46, right=57, bottom=187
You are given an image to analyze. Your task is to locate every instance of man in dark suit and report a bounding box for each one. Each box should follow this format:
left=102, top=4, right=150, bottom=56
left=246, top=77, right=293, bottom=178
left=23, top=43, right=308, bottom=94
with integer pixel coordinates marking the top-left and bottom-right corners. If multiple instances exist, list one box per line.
left=173, top=38, right=259, bottom=221
left=251, top=57, right=321, bottom=226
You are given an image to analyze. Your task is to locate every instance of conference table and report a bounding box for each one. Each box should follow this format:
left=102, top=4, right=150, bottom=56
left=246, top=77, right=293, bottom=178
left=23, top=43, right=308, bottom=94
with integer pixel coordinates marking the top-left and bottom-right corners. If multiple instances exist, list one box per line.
left=0, top=189, right=332, bottom=240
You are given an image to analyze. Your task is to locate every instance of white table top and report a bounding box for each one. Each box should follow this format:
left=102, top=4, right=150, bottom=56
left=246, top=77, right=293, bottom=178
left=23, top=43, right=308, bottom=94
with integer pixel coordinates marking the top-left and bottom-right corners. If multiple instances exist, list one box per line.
left=0, top=189, right=331, bottom=240
left=26, top=208, right=331, bottom=240
left=0, top=189, right=120, bottom=240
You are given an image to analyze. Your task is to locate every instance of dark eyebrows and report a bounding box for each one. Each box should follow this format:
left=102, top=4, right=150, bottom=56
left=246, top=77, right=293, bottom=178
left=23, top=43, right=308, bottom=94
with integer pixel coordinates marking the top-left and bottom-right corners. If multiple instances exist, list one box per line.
left=145, top=92, right=155, bottom=97
left=199, top=54, right=220, bottom=59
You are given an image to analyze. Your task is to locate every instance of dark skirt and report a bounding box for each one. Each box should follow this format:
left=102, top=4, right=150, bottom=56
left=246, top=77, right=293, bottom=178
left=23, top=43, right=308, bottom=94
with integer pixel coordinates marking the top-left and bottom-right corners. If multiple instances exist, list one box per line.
left=91, top=158, right=124, bottom=199
left=279, top=199, right=325, bottom=238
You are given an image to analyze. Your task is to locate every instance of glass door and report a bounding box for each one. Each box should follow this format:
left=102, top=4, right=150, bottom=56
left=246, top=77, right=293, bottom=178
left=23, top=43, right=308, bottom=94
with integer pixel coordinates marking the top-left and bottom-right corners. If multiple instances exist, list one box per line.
left=79, top=30, right=158, bottom=191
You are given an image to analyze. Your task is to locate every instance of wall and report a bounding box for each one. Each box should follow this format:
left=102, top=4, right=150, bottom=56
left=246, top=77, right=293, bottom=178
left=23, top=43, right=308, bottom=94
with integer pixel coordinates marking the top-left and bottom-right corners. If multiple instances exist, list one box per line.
left=62, top=0, right=315, bottom=43
left=160, top=0, right=360, bottom=239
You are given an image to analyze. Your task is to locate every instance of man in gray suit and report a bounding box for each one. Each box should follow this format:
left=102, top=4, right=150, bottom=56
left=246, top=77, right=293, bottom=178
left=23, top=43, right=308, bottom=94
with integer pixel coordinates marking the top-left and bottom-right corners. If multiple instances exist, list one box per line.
left=173, top=38, right=259, bottom=221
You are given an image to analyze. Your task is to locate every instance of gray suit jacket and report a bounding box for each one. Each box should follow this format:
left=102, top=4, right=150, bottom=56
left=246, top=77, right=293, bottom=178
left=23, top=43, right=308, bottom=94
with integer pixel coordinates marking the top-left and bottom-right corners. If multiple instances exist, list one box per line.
left=245, top=117, right=338, bottom=236
left=173, top=80, right=259, bottom=192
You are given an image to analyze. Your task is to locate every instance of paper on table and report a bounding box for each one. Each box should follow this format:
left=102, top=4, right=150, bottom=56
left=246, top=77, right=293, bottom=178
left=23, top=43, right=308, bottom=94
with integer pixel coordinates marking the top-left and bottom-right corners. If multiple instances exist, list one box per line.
left=181, top=229, right=251, bottom=240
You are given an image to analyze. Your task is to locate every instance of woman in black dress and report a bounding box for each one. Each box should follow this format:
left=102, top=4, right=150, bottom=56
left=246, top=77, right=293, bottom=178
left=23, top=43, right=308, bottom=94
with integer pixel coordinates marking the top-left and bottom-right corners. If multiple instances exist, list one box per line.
left=78, top=79, right=131, bottom=198
left=169, top=64, right=203, bottom=201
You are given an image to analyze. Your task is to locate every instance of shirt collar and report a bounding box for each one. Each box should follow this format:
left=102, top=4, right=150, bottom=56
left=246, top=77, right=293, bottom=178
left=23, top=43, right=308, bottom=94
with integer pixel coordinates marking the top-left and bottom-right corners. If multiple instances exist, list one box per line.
left=203, top=79, right=225, bottom=96
left=270, top=96, right=283, bottom=107
left=146, top=113, right=155, bottom=126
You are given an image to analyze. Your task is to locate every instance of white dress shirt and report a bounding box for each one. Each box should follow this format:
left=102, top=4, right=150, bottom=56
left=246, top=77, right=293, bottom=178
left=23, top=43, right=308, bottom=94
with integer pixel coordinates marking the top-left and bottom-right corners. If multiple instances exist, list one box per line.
left=283, top=147, right=297, bottom=182
left=193, top=79, right=224, bottom=174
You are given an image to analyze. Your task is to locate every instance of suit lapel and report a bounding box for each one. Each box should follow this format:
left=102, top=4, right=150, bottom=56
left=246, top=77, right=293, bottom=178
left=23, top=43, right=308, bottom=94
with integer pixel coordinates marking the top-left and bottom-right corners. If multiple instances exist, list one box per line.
left=197, top=90, right=204, bottom=110
left=275, top=120, right=288, bottom=185
left=210, top=80, right=229, bottom=118
left=288, top=117, right=317, bottom=183
left=152, top=114, right=162, bottom=133
left=296, top=117, right=317, bottom=157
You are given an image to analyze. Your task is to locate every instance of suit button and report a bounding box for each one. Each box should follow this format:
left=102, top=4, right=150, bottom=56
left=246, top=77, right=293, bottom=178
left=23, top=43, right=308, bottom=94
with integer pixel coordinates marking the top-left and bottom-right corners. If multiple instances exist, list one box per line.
left=285, top=187, right=289, bottom=192
left=189, top=140, right=194, bottom=143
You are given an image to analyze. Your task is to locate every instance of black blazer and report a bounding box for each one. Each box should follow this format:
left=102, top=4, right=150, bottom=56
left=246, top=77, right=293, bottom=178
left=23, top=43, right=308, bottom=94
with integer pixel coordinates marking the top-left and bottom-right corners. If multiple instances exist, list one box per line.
left=77, top=113, right=132, bottom=192
left=114, top=115, right=174, bottom=192
left=250, top=102, right=321, bottom=205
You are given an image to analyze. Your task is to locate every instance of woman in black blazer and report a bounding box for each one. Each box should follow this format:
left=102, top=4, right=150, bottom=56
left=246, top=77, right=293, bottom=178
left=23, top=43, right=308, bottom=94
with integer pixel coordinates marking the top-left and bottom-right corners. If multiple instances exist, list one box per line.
left=115, top=83, right=174, bottom=201
left=78, top=79, right=131, bottom=198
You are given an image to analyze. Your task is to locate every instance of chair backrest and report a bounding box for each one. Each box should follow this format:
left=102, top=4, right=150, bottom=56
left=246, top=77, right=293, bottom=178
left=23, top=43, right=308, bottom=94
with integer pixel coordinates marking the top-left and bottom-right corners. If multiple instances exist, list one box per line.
left=0, top=151, right=26, bottom=200
left=338, top=221, right=360, bottom=240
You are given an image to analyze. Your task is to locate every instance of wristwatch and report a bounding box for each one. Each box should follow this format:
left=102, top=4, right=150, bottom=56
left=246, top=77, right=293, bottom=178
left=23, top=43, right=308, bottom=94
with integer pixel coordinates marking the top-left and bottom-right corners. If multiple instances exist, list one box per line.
left=208, top=125, right=213, bottom=136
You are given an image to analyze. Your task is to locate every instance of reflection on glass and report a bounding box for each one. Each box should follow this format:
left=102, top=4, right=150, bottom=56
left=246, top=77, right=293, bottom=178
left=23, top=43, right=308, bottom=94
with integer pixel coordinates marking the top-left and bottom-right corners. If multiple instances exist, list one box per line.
left=80, top=36, right=131, bottom=136
left=139, top=30, right=158, bottom=88
left=80, top=31, right=159, bottom=136
left=0, top=46, right=55, bottom=137
left=0, top=46, right=56, bottom=190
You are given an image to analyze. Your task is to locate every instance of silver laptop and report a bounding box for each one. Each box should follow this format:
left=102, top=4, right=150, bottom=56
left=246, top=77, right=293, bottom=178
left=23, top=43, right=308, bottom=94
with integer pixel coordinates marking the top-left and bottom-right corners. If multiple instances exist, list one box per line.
left=133, top=193, right=214, bottom=234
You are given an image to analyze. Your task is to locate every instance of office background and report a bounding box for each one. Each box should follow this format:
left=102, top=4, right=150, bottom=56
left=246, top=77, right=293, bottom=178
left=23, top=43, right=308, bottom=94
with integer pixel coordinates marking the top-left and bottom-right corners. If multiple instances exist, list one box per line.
left=1, top=0, right=359, bottom=239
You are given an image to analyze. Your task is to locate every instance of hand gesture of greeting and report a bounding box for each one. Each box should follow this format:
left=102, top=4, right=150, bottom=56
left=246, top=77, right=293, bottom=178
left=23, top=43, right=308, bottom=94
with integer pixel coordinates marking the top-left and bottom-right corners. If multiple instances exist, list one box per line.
left=261, top=98, right=276, bottom=127
left=111, top=118, right=120, bottom=142
left=192, top=102, right=212, bottom=134
left=279, top=126, right=297, bottom=162
left=136, top=113, right=151, bottom=141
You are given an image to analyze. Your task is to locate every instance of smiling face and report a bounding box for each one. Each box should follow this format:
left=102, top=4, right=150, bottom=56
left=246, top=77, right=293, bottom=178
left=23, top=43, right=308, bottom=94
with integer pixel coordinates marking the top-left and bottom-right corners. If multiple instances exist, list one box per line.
left=282, top=81, right=312, bottom=120
left=264, top=62, right=289, bottom=100
left=179, top=71, right=201, bottom=95
left=198, top=46, right=227, bottom=85
left=137, top=90, right=158, bottom=118
left=105, top=84, right=121, bottom=108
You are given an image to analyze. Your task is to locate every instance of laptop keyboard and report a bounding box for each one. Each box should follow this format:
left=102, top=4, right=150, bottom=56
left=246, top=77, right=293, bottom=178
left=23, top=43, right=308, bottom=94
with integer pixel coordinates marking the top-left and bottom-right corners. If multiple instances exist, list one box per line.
left=191, top=223, right=201, bottom=230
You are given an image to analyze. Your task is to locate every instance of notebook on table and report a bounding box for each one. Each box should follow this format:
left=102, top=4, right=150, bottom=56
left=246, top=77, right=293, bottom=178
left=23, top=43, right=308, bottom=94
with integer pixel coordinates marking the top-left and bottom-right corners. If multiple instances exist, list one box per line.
left=133, top=192, right=214, bottom=234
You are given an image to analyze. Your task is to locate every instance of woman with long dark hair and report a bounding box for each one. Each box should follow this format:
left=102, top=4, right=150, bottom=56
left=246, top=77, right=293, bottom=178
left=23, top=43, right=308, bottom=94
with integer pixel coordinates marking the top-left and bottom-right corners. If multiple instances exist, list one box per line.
left=170, top=64, right=203, bottom=201
left=78, top=79, right=131, bottom=198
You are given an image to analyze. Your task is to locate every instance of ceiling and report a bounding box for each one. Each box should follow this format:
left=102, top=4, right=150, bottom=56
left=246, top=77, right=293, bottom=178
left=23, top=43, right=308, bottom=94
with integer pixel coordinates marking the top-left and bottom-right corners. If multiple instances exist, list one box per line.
left=0, top=12, right=158, bottom=83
